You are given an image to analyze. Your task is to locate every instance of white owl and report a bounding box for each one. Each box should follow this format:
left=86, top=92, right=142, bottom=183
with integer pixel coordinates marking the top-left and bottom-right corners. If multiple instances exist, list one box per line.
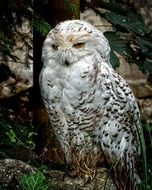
left=39, top=20, right=141, bottom=190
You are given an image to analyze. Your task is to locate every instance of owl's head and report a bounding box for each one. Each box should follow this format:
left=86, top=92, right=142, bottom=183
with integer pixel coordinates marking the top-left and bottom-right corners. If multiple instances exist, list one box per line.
left=42, top=20, right=110, bottom=66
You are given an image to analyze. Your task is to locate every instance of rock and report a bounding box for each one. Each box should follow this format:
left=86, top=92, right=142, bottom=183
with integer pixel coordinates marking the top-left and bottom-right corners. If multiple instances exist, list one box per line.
left=0, top=159, right=36, bottom=185
left=80, top=8, right=112, bottom=33
left=0, top=159, right=116, bottom=190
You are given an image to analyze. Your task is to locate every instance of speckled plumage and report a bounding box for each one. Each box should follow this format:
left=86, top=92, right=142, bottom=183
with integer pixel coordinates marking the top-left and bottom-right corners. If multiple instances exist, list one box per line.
left=39, top=20, right=141, bottom=190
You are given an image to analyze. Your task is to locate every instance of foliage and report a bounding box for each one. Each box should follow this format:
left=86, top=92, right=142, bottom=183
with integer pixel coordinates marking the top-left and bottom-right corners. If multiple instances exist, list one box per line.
left=0, top=118, right=36, bottom=158
left=0, top=0, right=33, bottom=62
left=19, top=171, right=49, bottom=190
left=139, top=123, right=152, bottom=190
left=90, top=1, right=152, bottom=80
left=63, top=0, right=78, bottom=13
left=32, top=14, right=52, bottom=37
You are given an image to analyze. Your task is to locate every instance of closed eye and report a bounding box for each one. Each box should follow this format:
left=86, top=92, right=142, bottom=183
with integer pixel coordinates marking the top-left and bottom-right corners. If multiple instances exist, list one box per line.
left=73, top=42, right=85, bottom=48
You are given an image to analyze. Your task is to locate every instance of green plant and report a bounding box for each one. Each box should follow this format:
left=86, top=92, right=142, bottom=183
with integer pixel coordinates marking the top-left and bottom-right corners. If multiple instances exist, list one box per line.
left=0, top=118, right=36, bottom=158
left=139, top=123, right=152, bottom=190
left=90, top=1, right=152, bottom=81
left=63, top=0, right=78, bottom=12
left=19, top=171, right=49, bottom=190
left=32, top=14, right=52, bottom=37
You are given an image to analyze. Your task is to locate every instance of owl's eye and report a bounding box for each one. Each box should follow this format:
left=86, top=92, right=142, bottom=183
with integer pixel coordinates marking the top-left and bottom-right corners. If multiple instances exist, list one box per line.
left=73, top=42, right=85, bottom=48
left=52, top=44, right=58, bottom=50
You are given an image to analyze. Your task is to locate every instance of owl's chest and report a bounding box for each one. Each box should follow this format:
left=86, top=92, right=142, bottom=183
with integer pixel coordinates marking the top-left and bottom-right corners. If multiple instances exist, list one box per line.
left=40, top=62, right=101, bottom=138
left=41, top=62, right=95, bottom=104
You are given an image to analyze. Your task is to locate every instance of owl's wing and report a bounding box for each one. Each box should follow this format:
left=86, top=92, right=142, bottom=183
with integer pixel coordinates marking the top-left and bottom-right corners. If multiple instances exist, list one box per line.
left=94, top=65, right=141, bottom=189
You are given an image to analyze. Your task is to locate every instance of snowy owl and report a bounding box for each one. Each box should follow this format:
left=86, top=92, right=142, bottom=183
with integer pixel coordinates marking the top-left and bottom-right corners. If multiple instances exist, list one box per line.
left=39, top=20, right=141, bottom=190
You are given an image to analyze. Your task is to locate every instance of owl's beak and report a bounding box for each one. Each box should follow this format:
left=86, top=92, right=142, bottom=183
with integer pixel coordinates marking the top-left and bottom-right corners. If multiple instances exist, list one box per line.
left=64, top=60, right=70, bottom=66
left=60, top=49, right=72, bottom=66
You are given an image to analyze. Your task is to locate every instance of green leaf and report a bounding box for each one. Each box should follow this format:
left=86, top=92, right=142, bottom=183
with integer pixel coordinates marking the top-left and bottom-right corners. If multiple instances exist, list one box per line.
left=28, top=132, right=34, bottom=139
left=104, top=31, right=135, bottom=63
left=32, top=15, right=52, bottom=36
left=104, top=12, right=126, bottom=28
left=139, top=61, right=152, bottom=81
left=109, top=50, right=120, bottom=69
left=127, top=12, right=150, bottom=35
left=104, top=12, right=150, bottom=35
left=138, top=120, right=148, bottom=190
left=19, top=171, right=48, bottom=190
left=136, top=36, right=152, bottom=54
left=99, top=2, right=128, bottom=16
left=6, top=130, right=16, bottom=143
left=64, top=0, right=77, bottom=13
left=104, top=31, right=127, bottom=54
